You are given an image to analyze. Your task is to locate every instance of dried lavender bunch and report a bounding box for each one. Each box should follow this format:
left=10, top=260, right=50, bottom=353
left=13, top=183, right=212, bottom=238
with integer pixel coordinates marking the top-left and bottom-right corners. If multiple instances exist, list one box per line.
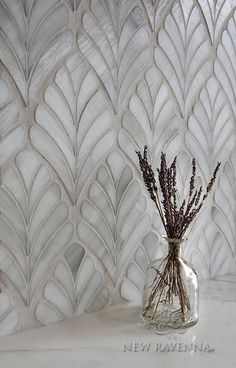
left=136, top=147, right=221, bottom=322
left=136, top=146, right=221, bottom=239
left=136, top=147, right=167, bottom=232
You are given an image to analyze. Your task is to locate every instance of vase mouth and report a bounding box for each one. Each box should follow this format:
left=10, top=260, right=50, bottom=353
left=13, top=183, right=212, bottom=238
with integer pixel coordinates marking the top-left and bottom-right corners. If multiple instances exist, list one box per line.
left=162, top=236, right=187, bottom=244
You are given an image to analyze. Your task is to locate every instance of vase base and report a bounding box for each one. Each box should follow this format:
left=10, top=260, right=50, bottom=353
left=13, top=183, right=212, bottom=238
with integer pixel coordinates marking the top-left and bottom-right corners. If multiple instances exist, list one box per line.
left=141, top=308, right=198, bottom=331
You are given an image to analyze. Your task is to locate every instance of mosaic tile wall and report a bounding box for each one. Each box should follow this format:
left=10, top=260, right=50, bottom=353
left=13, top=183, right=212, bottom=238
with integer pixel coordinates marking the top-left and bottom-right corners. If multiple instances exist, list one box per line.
left=0, top=0, right=236, bottom=336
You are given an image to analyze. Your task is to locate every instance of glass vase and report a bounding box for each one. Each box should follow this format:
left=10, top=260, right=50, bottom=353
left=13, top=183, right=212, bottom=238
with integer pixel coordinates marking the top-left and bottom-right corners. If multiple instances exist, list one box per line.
left=142, top=237, right=198, bottom=330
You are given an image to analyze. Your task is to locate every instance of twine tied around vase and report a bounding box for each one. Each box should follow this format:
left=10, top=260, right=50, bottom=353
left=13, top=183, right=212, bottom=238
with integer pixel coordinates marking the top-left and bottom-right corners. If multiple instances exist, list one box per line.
left=163, top=237, right=187, bottom=244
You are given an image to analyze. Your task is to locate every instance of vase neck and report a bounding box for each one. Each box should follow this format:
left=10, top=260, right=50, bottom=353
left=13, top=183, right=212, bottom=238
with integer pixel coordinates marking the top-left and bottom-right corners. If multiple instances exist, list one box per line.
left=163, top=237, right=186, bottom=258
left=167, top=243, right=181, bottom=258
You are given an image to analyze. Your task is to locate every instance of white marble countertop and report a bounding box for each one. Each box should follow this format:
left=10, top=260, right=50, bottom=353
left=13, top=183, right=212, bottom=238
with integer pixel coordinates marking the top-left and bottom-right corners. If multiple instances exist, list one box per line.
left=0, top=275, right=236, bottom=368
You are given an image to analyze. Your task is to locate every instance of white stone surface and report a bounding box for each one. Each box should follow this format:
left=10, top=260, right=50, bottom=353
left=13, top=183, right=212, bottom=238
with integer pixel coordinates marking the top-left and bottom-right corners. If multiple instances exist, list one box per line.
left=0, top=0, right=236, bottom=336
left=0, top=277, right=236, bottom=368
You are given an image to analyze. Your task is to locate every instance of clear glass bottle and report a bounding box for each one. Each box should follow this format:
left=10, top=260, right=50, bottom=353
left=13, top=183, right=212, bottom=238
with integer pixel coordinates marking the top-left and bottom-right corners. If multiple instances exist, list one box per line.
left=142, top=237, right=198, bottom=330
